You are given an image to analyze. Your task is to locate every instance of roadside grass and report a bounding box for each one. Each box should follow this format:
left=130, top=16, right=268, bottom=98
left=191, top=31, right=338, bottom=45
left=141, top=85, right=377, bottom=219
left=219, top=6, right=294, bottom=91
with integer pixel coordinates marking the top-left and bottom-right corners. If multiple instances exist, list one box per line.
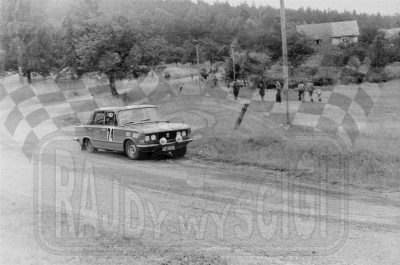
left=188, top=128, right=400, bottom=191
left=45, top=72, right=399, bottom=191
left=236, top=84, right=255, bottom=99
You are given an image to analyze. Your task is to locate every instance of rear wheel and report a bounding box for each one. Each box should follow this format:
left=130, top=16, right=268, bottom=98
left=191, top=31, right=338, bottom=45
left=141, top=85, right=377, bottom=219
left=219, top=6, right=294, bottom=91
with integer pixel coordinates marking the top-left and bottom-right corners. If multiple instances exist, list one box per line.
left=171, top=146, right=187, bottom=158
left=125, top=140, right=140, bottom=160
left=85, top=138, right=97, bottom=153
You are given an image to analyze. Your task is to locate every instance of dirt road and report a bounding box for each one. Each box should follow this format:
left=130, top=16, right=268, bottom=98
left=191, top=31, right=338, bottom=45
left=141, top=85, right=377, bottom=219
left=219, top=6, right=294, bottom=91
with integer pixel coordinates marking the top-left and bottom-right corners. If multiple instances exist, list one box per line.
left=1, top=126, right=399, bottom=265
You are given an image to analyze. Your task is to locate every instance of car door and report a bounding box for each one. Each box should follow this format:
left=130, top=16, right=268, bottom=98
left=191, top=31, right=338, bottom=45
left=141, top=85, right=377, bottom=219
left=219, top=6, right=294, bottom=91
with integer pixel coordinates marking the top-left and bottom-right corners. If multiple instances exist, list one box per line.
left=88, top=111, right=107, bottom=148
left=102, top=111, right=120, bottom=150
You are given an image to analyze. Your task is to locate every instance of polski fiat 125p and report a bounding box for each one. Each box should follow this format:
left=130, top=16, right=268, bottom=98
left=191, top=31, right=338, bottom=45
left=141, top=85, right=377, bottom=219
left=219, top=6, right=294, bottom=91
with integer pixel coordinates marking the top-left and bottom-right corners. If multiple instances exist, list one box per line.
left=74, top=105, right=192, bottom=159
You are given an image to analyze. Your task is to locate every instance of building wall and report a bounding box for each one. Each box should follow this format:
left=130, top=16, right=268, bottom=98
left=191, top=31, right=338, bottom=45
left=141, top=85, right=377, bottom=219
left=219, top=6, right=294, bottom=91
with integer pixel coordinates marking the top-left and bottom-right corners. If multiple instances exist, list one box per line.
left=332, top=36, right=358, bottom=45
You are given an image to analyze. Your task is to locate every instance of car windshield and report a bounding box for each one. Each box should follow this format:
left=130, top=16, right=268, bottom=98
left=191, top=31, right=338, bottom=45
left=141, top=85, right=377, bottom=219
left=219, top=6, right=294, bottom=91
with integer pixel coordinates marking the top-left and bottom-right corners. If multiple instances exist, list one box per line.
left=118, top=107, right=162, bottom=125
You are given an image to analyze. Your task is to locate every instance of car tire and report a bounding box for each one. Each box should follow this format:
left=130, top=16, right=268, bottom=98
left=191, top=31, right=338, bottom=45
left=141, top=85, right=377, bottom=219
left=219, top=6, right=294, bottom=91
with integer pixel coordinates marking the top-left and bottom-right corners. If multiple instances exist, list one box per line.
left=85, top=138, right=98, bottom=153
left=171, top=146, right=187, bottom=158
left=125, top=140, right=140, bottom=160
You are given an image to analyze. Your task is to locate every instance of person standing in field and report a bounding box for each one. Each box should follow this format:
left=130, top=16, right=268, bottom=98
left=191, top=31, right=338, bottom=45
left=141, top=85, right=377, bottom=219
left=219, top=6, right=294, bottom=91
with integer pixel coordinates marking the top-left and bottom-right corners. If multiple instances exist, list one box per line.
left=316, top=86, right=322, bottom=102
left=275, top=81, right=282, bottom=103
left=258, top=81, right=265, bottom=101
left=306, top=81, right=315, bottom=102
left=298, top=82, right=306, bottom=102
left=213, top=75, right=218, bottom=87
left=233, top=80, right=240, bottom=100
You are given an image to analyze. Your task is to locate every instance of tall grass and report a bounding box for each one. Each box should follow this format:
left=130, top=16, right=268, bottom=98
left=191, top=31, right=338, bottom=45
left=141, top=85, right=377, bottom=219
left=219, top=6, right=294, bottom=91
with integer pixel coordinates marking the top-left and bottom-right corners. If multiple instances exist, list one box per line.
left=189, top=128, right=400, bottom=190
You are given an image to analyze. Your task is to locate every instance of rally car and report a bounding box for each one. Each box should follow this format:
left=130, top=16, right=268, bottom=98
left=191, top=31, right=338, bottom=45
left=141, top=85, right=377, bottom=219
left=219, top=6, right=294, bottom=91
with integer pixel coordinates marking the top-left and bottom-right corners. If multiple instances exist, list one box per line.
left=73, top=105, right=192, bottom=159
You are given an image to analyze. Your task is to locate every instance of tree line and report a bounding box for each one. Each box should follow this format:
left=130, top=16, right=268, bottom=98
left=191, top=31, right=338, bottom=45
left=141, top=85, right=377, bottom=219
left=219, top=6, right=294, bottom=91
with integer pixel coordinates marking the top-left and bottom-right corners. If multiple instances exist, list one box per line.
left=1, top=0, right=399, bottom=94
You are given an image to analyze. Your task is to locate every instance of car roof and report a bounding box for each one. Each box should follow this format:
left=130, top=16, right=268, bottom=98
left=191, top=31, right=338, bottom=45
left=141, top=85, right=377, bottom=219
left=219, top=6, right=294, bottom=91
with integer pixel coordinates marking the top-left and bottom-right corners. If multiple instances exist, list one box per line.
left=93, top=105, right=158, bottom=112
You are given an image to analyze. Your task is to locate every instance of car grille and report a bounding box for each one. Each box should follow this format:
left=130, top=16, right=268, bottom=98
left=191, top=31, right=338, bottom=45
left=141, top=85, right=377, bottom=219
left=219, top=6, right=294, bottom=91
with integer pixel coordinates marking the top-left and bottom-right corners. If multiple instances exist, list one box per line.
left=158, top=131, right=177, bottom=142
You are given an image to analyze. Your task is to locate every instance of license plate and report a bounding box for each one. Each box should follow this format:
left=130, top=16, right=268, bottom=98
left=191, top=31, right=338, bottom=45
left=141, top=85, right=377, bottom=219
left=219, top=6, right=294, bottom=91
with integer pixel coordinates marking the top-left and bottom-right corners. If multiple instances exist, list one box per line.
left=162, top=146, right=175, bottom=151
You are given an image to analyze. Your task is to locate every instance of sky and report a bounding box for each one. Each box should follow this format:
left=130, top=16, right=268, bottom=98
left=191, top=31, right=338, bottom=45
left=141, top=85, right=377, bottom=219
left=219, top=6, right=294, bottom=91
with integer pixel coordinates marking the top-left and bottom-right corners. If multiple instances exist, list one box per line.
left=203, top=0, right=400, bottom=15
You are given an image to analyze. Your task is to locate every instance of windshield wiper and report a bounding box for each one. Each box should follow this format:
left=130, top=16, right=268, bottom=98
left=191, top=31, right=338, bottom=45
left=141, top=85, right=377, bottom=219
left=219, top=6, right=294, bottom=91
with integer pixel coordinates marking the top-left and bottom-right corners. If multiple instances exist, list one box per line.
left=122, top=120, right=155, bottom=126
left=122, top=121, right=140, bottom=126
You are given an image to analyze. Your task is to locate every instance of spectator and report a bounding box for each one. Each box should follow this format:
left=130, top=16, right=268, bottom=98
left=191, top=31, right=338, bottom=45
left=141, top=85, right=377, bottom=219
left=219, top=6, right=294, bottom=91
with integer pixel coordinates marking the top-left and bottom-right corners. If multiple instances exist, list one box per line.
left=316, top=87, right=322, bottom=102
left=233, top=81, right=240, bottom=100
left=258, top=81, right=265, bottom=101
left=275, top=81, right=282, bottom=103
left=306, top=82, right=315, bottom=102
left=298, top=83, right=306, bottom=102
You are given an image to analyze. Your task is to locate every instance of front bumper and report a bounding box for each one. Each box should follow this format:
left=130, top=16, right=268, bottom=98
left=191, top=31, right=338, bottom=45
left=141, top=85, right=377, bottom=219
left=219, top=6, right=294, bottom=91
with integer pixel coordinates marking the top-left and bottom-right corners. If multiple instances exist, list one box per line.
left=136, top=138, right=193, bottom=152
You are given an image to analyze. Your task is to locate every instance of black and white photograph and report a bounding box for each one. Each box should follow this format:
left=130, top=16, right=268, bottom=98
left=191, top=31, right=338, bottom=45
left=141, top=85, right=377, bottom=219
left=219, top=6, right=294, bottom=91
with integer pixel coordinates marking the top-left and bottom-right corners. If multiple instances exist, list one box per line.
left=0, top=0, right=399, bottom=264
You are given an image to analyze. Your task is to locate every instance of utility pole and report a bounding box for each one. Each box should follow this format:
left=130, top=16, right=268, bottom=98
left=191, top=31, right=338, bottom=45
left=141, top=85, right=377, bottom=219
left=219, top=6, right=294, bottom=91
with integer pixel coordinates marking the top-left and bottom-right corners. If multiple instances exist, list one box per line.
left=230, top=38, right=238, bottom=81
left=280, top=0, right=290, bottom=125
left=193, top=39, right=201, bottom=92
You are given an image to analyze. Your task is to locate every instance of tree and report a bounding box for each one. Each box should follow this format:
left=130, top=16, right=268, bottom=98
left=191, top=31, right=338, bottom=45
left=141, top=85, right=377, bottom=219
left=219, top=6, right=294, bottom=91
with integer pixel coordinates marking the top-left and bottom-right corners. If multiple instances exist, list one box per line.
left=140, top=36, right=169, bottom=66
left=371, top=32, right=390, bottom=68
left=60, top=12, right=78, bottom=73
left=224, top=56, right=241, bottom=81
left=74, top=16, right=148, bottom=95
left=164, top=45, right=186, bottom=64
left=287, top=32, right=315, bottom=66
left=201, top=38, right=229, bottom=64
left=5, top=0, right=57, bottom=82
left=359, top=25, right=380, bottom=44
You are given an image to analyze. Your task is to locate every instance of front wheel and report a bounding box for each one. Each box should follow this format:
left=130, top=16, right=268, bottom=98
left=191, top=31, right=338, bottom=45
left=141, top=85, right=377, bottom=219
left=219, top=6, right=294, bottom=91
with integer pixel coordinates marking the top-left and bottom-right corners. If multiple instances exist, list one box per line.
left=85, top=138, right=97, bottom=153
left=125, top=140, right=140, bottom=160
left=171, top=146, right=187, bottom=158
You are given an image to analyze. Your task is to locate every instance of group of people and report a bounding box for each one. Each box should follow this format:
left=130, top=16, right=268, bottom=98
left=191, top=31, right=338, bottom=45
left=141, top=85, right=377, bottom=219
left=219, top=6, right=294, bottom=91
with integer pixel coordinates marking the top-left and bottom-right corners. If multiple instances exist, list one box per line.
left=256, top=80, right=322, bottom=103
left=297, top=82, right=322, bottom=102
left=231, top=79, right=322, bottom=103
left=257, top=80, right=282, bottom=102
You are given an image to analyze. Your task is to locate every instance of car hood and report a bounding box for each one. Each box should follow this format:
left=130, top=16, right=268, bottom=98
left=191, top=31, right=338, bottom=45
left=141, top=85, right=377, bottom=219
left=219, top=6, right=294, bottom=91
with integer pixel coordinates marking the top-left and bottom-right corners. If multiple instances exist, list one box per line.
left=123, top=122, right=190, bottom=134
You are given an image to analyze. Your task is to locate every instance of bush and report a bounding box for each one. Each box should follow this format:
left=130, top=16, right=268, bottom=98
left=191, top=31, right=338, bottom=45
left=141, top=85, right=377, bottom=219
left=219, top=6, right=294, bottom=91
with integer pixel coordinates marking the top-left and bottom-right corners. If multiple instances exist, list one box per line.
left=313, top=66, right=341, bottom=85
left=320, top=46, right=346, bottom=67
left=313, top=76, right=336, bottom=86
left=340, top=67, right=366, bottom=84
left=343, top=43, right=368, bottom=64
left=347, top=56, right=361, bottom=69
left=340, top=75, right=357, bottom=85
left=287, top=32, right=315, bottom=66
left=383, top=62, right=400, bottom=80
left=366, top=69, right=388, bottom=83
left=291, top=66, right=318, bottom=78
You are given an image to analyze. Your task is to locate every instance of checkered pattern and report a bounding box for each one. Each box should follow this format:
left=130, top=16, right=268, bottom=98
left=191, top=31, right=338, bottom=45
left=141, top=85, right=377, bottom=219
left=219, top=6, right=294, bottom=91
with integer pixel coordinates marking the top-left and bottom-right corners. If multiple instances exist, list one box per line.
left=0, top=75, right=127, bottom=161
left=249, top=82, right=382, bottom=147
left=0, top=66, right=383, bottom=161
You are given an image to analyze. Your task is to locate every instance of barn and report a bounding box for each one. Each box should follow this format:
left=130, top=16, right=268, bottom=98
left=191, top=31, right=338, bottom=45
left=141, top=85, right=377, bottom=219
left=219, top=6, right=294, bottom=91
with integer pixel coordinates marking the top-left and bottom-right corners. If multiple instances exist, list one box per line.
left=296, top=20, right=360, bottom=45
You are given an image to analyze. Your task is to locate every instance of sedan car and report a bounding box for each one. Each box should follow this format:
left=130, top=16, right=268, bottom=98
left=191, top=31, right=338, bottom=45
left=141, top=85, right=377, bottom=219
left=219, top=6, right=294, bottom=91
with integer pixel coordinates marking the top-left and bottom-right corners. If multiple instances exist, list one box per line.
left=73, top=105, right=192, bottom=159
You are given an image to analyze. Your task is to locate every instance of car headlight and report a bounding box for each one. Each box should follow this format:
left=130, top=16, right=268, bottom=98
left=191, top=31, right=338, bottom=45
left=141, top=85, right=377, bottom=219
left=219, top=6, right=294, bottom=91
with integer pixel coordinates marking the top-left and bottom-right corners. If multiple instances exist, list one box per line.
left=177, top=131, right=181, bottom=136
left=159, top=137, right=167, bottom=145
left=145, top=135, right=150, bottom=142
left=176, top=135, right=183, bottom=143
left=182, top=131, right=187, bottom=137
left=151, top=134, right=157, bottom=141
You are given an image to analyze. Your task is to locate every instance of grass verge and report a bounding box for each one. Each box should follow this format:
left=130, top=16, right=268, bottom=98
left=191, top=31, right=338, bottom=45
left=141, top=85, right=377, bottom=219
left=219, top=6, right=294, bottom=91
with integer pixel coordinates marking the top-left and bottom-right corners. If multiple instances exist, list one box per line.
left=188, top=129, right=400, bottom=191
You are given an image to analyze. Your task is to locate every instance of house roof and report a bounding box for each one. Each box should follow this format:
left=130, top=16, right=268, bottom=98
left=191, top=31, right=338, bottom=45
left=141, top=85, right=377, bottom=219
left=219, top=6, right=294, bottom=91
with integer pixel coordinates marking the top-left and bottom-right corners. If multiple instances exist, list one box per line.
left=296, top=20, right=360, bottom=39
left=380, top=27, right=400, bottom=38
left=296, top=22, right=332, bottom=40
left=331, top=21, right=360, bottom=37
